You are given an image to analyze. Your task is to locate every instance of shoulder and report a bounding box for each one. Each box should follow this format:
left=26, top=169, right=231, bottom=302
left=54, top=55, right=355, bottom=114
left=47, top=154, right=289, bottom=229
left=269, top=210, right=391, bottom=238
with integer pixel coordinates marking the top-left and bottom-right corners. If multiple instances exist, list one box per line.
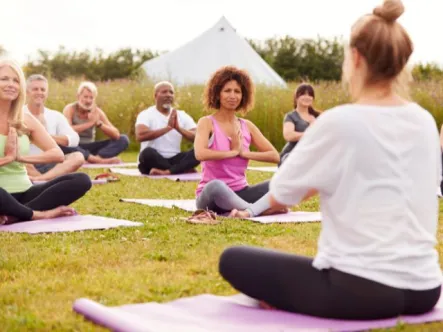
left=177, top=110, right=195, bottom=119
left=137, top=106, right=155, bottom=119
left=63, top=102, right=76, bottom=113
left=197, top=115, right=213, bottom=129
left=24, top=112, right=38, bottom=128
left=45, top=107, right=61, bottom=116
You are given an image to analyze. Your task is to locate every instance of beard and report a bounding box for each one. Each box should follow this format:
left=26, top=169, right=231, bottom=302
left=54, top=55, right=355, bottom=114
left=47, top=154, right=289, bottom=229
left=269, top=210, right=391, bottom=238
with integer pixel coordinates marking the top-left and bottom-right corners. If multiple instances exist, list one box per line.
left=78, top=101, right=94, bottom=111
left=162, top=103, right=172, bottom=111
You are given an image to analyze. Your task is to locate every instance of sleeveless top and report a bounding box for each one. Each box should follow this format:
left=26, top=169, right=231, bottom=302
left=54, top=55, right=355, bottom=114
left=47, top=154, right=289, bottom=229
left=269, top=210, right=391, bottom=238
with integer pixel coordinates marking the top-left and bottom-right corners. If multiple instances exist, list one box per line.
left=0, top=134, right=32, bottom=193
left=72, top=102, right=96, bottom=144
left=196, top=116, right=251, bottom=197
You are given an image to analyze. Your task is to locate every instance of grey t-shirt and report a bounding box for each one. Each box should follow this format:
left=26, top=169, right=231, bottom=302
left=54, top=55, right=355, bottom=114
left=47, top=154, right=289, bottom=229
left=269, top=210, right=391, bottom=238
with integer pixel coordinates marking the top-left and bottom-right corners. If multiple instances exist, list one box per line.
left=280, top=110, right=311, bottom=158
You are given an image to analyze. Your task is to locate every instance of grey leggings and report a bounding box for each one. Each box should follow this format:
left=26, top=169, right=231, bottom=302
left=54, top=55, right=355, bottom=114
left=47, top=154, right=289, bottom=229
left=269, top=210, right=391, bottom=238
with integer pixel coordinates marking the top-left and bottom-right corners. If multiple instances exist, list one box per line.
left=196, top=179, right=270, bottom=217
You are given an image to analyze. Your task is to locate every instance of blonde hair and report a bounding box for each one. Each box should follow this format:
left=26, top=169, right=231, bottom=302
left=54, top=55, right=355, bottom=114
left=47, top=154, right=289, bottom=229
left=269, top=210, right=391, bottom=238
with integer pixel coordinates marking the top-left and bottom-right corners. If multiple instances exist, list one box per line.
left=345, top=0, right=413, bottom=97
left=0, top=58, right=27, bottom=135
left=77, top=81, right=98, bottom=97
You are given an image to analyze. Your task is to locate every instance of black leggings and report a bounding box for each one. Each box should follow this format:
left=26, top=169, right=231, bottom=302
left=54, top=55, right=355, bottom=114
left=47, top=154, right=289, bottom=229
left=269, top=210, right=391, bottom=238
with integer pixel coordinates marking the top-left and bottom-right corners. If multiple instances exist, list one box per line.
left=138, top=147, right=200, bottom=175
left=2, top=173, right=92, bottom=222
left=219, top=246, right=441, bottom=320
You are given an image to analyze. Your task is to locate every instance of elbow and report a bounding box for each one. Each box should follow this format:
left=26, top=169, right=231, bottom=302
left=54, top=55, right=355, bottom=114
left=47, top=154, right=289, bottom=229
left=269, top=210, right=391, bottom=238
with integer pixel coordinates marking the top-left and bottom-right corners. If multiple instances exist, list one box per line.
left=194, top=149, right=206, bottom=162
left=283, top=133, right=291, bottom=142
left=69, top=135, right=80, bottom=147
left=271, top=151, right=280, bottom=164
left=135, top=133, right=143, bottom=142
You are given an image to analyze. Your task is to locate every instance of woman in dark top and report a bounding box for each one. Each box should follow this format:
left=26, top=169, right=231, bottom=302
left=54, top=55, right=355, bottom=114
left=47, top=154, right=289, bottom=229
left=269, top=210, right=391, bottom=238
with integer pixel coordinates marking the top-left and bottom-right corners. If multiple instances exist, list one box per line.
left=279, top=84, right=320, bottom=166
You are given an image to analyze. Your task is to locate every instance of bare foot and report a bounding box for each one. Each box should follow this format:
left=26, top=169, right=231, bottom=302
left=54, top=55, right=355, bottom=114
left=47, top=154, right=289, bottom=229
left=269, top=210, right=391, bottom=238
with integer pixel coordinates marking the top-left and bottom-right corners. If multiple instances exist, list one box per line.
left=32, top=206, right=76, bottom=220
left=260, top=207, right=289, bottom=216
left=103, top=157, right=122, bottom=164
left=0, top=215, right=7, bottom=225
left=88, top=156, right=121, bottom=164
left=149, top=168, right=171, bottom=176
left=228, top=209, right=251, bottom=219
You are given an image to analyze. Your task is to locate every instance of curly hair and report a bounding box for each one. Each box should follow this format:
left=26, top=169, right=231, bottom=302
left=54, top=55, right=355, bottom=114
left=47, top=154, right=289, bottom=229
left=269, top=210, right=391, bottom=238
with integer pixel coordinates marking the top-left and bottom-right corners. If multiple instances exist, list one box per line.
left=203, top=66, right=255, bottom=114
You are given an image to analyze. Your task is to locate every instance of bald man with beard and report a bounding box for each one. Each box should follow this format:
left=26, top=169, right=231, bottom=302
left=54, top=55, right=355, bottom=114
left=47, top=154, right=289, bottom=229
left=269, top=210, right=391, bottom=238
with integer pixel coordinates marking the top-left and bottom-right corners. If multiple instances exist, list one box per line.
left=135, top=81, right=200, bottom=175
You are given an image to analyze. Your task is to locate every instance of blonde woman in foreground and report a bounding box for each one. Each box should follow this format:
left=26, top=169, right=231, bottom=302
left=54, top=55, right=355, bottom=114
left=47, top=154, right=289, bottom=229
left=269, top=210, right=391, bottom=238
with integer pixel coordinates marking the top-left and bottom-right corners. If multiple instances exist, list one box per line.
left=219, top=0, right=442, bottom=319
left=0, top=58, right=91, bottom=224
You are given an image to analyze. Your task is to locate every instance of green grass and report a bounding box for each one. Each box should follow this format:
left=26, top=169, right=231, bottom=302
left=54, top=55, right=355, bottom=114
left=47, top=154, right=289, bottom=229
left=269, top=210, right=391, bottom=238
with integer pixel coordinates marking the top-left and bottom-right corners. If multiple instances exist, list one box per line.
left=43, top=78, right=443, bottom=152
left=1, top=151, right=443, bottom=331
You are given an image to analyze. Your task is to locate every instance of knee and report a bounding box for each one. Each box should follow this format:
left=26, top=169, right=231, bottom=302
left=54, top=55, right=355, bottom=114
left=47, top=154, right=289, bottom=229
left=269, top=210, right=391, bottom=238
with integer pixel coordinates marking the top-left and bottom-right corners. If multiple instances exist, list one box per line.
left=140, top=147, right=156, bottom=160
left=73, top=173, right=92, bottom=192
left=0, top=187, right=8, bottom=197
left=219, top=246, right=245, bottom=280
left=118, top=134, right=130, bottom=148
left=204, top=179, right=227, bottom=195
left=68, top=152, right=85, bottom=169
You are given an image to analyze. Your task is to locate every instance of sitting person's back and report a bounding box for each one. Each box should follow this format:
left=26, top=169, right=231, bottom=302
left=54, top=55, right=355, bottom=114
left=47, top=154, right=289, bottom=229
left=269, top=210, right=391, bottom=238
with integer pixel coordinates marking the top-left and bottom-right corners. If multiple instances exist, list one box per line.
left=296, top=103, right=441, bottom=289
left=218, top=0, right=442, bottom=320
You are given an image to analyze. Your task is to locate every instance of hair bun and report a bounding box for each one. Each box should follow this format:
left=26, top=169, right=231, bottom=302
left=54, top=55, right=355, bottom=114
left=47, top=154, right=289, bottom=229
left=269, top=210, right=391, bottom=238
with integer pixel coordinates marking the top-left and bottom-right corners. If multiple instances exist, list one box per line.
left=373, top=0, right=404, bottom=23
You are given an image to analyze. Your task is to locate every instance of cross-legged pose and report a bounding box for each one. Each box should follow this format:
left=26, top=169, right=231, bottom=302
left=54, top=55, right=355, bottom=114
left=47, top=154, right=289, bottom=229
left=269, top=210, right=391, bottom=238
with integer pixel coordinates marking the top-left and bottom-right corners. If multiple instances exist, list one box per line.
left=194, top=66, right=283, bottom=219
left=62, top=81, right=129, bottom=164
left=219, top=0, right=442, bottom=320
left=135, top=81, right=200, bottom=175
left=24, top=74, right=84, bottom=181
left=0, top=59, right=91, bottom=224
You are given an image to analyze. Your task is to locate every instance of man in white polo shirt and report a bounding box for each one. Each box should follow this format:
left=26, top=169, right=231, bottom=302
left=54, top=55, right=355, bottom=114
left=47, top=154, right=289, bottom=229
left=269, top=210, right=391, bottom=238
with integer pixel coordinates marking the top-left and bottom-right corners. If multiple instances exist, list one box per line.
left=24, top=74, right=85, bottom=181
left=135, top=81, right=200, bottom=175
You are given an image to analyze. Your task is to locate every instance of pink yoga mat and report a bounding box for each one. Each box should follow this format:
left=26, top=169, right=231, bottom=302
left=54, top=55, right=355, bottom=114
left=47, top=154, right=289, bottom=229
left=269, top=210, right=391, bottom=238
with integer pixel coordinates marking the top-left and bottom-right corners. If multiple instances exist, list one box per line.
left=81, top=162, right=138, bottom=169
left=110, top=168, right=202, bottom=182
left=0, top=215, right=142, bottom=234
left=247, top=166, right=278, bottom=173
left=119, top=199, right=322, bottom=223
left=73, top=293, right=443, bottom=332
left=33, top=179, right=107, bottom=185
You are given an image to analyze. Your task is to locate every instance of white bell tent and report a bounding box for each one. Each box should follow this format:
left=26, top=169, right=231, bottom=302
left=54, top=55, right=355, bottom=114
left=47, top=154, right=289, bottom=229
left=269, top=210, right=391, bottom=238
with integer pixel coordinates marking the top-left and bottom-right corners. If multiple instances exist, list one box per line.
left=142, top=17, right=287, bottom=88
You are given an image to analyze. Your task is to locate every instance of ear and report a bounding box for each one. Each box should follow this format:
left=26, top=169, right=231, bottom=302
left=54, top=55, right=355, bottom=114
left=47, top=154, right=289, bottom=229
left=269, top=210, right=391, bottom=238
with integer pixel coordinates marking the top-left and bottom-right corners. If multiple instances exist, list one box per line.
left=351, top=47, right=365, bottom=70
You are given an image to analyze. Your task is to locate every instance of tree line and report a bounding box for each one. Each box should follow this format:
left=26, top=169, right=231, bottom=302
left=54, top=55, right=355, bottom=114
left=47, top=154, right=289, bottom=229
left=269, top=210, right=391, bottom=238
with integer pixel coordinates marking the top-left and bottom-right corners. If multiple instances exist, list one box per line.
left=1, top=37, right=443, bottom=82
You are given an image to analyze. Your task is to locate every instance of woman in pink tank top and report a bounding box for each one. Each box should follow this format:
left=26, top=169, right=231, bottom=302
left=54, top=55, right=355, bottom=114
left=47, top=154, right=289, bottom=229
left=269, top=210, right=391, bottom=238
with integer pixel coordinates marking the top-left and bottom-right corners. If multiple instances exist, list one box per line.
left=194, top=66, right=284, bottom=218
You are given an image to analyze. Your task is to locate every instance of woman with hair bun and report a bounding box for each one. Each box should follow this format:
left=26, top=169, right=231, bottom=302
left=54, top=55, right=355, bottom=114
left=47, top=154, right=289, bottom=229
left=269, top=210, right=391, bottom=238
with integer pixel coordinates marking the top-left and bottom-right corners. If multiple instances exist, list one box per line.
left=219, top=0, right=442, bottom=319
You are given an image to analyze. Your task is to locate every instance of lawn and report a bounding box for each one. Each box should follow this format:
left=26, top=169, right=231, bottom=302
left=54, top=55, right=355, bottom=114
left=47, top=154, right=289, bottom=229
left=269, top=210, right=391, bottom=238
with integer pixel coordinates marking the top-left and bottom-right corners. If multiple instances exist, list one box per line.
left=1, top=151, right=443, bottom=331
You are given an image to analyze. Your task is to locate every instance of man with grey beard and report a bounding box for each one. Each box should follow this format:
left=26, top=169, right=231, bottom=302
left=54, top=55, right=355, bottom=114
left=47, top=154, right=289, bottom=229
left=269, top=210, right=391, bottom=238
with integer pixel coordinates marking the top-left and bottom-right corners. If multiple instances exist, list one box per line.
left=135, top=81, right=199, bottom=175
left=62, top=81, right=129, bottom=164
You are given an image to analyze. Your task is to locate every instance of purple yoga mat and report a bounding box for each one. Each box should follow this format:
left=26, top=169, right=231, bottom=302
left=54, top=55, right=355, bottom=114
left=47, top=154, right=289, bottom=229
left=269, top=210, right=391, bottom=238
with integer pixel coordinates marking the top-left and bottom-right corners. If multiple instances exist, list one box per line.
left=73, top=293, right=443, bottom=332
left=81, top=162, right=138, bottom=169
left=120, top=199, right=322, bottom=223
left=33, top=179, right=107, bottom=185
left=247, top=166, right=278, bottom=173
left=0, top=215, right=142, bottom=234
left=110, top=168, right=201, bottom=181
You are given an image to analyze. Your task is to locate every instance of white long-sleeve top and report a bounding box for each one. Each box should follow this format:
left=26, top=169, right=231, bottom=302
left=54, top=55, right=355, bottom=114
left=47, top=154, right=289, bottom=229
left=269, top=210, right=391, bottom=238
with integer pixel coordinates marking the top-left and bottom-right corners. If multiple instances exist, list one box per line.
left=24, top=106, right=80, bottom=155
left=270, top=103, right=443, bottom=291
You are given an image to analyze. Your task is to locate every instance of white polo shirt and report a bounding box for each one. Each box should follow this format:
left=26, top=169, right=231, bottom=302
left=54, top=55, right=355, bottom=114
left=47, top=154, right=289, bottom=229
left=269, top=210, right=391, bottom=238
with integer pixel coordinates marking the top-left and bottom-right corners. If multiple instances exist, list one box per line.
left=135, top=106, right=196, bottom=158
left=270, top=103, right=443, bottom=290
left=24, top=106, right=80, bottom=155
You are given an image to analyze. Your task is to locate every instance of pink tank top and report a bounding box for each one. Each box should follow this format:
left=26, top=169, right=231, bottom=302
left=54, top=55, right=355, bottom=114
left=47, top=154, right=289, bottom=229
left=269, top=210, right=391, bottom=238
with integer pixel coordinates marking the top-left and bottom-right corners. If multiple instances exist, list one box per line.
left=196, top=116, right=251, bottom=197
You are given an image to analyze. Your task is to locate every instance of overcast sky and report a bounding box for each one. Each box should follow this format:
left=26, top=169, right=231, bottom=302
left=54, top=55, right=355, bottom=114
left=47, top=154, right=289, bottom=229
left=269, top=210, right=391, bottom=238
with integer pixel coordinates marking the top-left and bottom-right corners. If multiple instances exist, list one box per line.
left=2, top=0, right=441, bottom=65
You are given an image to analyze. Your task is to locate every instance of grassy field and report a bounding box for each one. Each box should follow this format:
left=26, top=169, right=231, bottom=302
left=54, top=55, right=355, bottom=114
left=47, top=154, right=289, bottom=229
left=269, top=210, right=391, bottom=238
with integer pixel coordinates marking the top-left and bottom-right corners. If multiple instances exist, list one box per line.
left=44, top=78, right=443, bottom=152
left=1, top=151, right=443, bottom=331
